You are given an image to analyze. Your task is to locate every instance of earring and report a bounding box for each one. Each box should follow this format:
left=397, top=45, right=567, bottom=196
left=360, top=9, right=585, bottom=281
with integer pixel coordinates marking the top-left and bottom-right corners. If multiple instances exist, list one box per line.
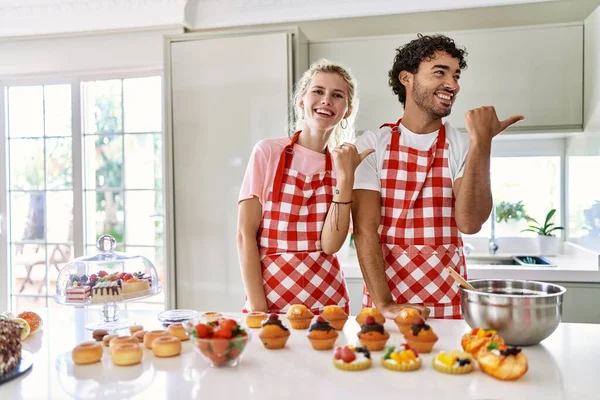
left=340, top=118, right=348, bottom=129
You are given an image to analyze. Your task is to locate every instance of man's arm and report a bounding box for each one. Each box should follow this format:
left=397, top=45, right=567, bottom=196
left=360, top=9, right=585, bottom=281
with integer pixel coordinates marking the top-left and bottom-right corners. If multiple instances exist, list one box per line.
left=352, top=189, right=429, bottom=319
left=454, top=107, right=524, bottom=234
left=237, top=197, right=268, bottom=312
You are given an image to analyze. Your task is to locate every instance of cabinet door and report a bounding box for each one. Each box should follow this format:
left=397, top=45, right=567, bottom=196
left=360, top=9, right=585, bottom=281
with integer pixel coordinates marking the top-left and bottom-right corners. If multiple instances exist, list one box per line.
left=168, top=32, right=292, bottom=311
left=310, top=25, right=583, bottom=133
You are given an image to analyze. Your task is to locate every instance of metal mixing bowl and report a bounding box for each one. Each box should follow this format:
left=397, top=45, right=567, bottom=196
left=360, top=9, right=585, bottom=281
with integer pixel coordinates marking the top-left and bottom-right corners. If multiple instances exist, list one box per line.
left=459, top=279, right=566, bottom=346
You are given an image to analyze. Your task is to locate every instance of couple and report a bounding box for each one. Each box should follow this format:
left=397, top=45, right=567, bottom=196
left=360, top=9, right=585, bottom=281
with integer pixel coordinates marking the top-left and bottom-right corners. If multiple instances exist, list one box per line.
left=236, top=34, right=523, bottom=320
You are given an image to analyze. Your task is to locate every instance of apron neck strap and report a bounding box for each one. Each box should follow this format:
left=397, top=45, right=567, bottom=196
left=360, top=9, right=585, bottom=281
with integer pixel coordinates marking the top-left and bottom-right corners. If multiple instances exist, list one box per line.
left=271, top=131, right=332, bottom=203
left=388, top=119, right=447, bottom=151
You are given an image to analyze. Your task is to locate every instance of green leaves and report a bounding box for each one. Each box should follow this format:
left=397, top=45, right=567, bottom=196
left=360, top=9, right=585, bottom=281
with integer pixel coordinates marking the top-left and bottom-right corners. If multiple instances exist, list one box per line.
left=521, top=209, right=564, bottom=236
left=495, top=200, right=528, bottom=223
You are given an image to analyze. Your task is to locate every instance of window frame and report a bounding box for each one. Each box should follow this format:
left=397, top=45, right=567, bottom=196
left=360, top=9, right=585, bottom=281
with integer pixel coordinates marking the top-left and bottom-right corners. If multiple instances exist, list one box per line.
left=0, top=69, right=166, bottom=312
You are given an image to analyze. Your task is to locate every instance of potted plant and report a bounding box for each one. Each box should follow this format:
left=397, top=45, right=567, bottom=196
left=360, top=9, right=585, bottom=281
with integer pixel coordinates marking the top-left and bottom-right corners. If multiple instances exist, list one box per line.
left=495, top=200, right=528, bottom=236
left=521, top=209, right=564, bottom=256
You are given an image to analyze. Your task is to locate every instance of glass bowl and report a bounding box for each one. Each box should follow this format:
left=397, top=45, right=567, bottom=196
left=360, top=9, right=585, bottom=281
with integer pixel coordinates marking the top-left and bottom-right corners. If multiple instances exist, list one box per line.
left=189, top=319, right=251, bottom=368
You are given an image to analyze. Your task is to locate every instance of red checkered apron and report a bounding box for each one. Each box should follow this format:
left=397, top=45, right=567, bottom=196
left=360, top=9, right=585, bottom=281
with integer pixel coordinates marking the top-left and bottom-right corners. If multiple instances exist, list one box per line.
left=242, top=131, right=350, bottom=315
left=362, top=119, right=467, bottom=319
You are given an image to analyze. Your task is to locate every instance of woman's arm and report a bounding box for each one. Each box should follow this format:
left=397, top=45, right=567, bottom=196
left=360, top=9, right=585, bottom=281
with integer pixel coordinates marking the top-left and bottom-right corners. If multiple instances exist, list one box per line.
left=321, top=143, right=374, bottom=255
left=237, top=196, right=268, bottom=312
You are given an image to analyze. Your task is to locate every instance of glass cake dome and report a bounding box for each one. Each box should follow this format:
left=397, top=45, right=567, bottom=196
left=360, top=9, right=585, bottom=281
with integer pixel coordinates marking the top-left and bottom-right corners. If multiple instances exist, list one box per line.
left=54, top=234, right=162, bottom=331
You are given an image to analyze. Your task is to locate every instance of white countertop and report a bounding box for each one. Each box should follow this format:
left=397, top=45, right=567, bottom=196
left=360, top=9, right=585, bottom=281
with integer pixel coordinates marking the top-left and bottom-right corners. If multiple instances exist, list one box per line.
left=1, top=307, right=600, bottom=400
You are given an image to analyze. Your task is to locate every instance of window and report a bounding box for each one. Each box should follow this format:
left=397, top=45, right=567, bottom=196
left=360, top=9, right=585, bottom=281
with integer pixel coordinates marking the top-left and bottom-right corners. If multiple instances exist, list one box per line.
left=3, top=75, right=165, bottom=311
left=465, top=156, right=562, bottom=238
left=568, top=155, right=600, bottom=252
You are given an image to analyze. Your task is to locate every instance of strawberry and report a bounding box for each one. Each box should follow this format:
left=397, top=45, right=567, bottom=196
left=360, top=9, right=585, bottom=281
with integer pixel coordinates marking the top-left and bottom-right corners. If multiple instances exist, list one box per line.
left=195, top=323, right=213, bottom=339
left=341, top=346, right=356, bottom=363
left=219, top=319, right=238, bottom=331
left=334, top=346, right=343, bottom=360
left=122, top=273, right=133, bottom=280
left=208, top=353, right=228, bottom=366
left=365, top=316, right=375, bottom=325
left=213, top=328, right=233, bottom=340
left=229, top=348, right=242, bottom=359
left=211, top=338, right=230, bottom=355
left=197, top=340, right=211, bottom=357
left=98, top=271, right=108, bottom=278
left=89, top=274, right=98, bottom=282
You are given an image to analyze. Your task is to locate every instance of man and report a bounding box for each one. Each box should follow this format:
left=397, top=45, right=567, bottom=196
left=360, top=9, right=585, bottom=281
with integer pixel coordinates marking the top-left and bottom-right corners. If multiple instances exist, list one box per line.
left=352, top=34, right=523, bottom=319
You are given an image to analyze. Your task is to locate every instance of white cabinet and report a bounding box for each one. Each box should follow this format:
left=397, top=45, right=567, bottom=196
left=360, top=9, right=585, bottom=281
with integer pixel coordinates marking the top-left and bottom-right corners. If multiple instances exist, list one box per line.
left=310, top=24, right=583, bottom=133
left=165, top=31, right=299, bottom=311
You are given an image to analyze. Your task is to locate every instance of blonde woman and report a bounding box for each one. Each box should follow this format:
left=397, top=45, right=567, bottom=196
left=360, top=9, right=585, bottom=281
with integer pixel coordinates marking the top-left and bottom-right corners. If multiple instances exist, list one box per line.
left=237, top=59, right=373, bottom=314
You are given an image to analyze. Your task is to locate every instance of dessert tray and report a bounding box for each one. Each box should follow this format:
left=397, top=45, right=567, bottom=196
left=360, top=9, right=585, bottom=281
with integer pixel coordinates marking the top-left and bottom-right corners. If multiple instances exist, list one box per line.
left=54, top=234, right=162, bottom=331
left=0, top=350, right=33, bottom=386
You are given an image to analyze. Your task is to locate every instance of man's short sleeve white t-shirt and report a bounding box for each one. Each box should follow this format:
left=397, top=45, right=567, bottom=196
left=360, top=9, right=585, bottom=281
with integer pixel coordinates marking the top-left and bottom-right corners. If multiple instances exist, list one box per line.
left=353, top=121, right=470, bottom=192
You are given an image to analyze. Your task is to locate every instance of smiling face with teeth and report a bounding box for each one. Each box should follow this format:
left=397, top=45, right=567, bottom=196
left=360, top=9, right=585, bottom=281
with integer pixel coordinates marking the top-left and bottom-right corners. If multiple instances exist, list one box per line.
left=299, top=72, right=351, bottom=137
left=403, top=51, right=462, bottom=120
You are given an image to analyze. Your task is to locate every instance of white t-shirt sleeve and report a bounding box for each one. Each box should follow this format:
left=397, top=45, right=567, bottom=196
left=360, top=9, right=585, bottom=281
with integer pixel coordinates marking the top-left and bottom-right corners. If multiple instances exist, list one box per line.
left=445, top=122, right=471, bottom=182
left=353, top=130, right=382, bottom=192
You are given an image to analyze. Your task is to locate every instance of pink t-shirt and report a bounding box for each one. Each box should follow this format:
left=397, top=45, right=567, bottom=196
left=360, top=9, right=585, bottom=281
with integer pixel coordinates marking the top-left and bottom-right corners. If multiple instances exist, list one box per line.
left=238, top=137, right=331, bottom=205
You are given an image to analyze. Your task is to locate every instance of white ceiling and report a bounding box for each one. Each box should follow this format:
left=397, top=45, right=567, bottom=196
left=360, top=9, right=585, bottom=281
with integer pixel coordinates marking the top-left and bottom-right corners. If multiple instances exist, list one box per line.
left=0, top=0, right=596, bottom=38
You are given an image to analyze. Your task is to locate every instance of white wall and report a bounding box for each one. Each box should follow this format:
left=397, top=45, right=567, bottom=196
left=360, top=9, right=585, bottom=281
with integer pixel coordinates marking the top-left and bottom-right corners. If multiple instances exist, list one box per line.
left=0, top=27, right=183, bottom=78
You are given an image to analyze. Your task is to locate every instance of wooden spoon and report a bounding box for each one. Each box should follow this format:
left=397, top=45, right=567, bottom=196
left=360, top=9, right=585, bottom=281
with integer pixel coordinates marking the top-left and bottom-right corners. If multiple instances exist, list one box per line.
left=445, top=267, right=477, bottom=291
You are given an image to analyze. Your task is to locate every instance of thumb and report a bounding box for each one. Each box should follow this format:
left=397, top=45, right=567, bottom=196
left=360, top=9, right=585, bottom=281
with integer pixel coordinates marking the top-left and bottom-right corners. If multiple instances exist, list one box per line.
left=498, top=115, right=524, bottom=132
left=358, top=148, right=376, bottom=162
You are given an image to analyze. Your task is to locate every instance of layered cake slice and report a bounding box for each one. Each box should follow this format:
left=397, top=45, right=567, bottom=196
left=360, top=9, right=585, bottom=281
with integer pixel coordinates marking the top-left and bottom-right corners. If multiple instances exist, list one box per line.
left=0, top=320, right=22, bottom=377
left=91, top=281, right=123, bottom=303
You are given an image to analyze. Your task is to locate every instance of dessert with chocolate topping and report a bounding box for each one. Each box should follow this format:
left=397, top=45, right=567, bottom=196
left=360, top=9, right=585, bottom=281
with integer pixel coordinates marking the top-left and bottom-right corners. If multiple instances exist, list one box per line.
left=402, top=318, right=438, bottom=353
left=332, top=344, right=372, bottom=371
left=307, top=316, right=338, bottom=350
left=355, top=307, right=385, bottom=326
left=461, top=327, right=506, bottom=358
left=432, top=350, right=474, bottom=374
left=258, top=313, right=291, bottom=349
left=476, top=341, right=528, bottom=381
left=0, top=320, right=22, bottom=377
left=381, top=343, right=422, bottom=372
left=356, top=316, right=390, bottom=351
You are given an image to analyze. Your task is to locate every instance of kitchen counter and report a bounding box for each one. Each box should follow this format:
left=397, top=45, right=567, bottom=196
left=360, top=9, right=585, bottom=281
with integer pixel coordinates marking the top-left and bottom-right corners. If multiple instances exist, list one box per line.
left=1, top=307, right=599, bottom=400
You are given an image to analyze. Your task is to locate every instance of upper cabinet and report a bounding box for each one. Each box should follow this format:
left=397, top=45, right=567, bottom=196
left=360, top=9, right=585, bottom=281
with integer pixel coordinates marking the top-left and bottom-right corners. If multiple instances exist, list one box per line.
left=310, top=24, right=583, bottom=133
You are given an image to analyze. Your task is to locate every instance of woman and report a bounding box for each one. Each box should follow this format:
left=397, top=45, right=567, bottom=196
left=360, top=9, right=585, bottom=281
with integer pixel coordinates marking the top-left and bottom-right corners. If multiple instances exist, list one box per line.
left=237, top=59, right=374, bottom=314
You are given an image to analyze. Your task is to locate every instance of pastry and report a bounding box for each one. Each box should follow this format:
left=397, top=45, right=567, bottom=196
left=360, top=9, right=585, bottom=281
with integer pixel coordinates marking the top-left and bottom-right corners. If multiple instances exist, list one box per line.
left=286, top=304, right=314, bottom=329
left=403, top=319, right=438, bottom=353
left=355, top=307, right=385, bottom=326
left=245, top=312, right=268, bottom=329
left=143, top=330, right=169, bottom=349
left=307, top=316, right=338, bottom=350
left=461, top=328, right=506, bottom=358
left=167, top=323, right=190, bottom=341
left=129, top=325, right=144, bottom=335
left=332, top=345, right=372, bottom=371
left=111, top=342, right=143, bottom=366
left=72, top=342, right=103, bottom=365
left=476, top=341, right=528, bottom=381
left=92, top=329, right=108, bottom=341
left=201, top=311, right=223, bottom=323
left=16, top=311, right=42, bottom=335
left=381, top=344, right=422, bottom=372
left=109, top=335, right=138, bottom=350
left=393, top=307, right=422, bottom=335
left=65, top=284, right=91, bottom=303
left=91, top=281, right=123, bottom=303
left=357, top=316, right=389, bottom=351
left=122, top=278, right=151, bottom=299
left=0, top=320, right=22, bottom=376
left=258, top=313, right=291, bottom=349
left=134, top=330, right=147, bottom=342
left=432, top=350, right=475, bottom=374
left=152, top=336, right=182, bottom=357
left=10, top=318, right=30, bottom=340
left=102, top=334, right=119, bottom=347
left=320, top=305, right=348, bottom=330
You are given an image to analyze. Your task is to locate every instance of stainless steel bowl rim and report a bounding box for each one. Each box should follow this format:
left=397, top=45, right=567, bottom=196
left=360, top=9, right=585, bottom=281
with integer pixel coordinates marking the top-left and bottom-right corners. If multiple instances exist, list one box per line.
left=460, top=279, right=567, bottom=298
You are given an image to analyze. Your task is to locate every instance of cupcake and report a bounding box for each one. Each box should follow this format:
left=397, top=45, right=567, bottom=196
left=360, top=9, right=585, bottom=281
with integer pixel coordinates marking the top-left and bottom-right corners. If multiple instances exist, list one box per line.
left=258, top=313, right=291, bottom=349
left=320, top=305, right=348, bottom=330
left=332, top=345, right=372, bottom=371
left=381, top=344, right=422, bottom=372
left=403, top=319, right=438, bottom=353
left=201, top=311, right=223, bottom=323
left=476, top=341, right=528, bottom=381
left=245, top=312, right=268, bottom=329
left=393, top=307, right=422, bottom=335
left=307, top=316, right=338, bottom=350
left=286, top=304, right=314, bottom=329
left=461, top=328, right=506, bottom=358
left=432, top=350, right=475, bottom=374
left=355, top=307, right=385, bottom=326
left=357, top=316, right=390, bottom=351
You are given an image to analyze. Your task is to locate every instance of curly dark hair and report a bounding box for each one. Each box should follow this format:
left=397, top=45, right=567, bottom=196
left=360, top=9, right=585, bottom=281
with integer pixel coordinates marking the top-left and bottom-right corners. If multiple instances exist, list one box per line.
left=389, top=34, right=468, bottom=107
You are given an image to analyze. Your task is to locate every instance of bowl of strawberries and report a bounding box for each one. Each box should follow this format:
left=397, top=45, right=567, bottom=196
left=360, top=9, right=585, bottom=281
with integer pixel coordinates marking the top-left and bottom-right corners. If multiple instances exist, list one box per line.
left=189, top=317, right=250, bottom=368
